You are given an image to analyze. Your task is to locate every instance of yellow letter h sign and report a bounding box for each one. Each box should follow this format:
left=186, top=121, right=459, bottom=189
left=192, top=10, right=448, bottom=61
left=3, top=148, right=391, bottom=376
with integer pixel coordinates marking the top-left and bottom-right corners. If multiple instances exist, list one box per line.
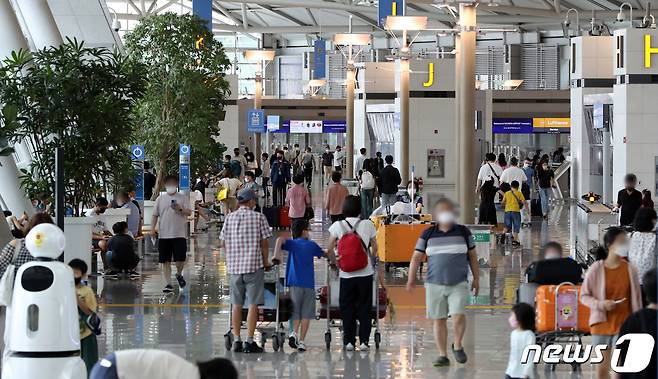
left=645, top=34, right=658, bottom=68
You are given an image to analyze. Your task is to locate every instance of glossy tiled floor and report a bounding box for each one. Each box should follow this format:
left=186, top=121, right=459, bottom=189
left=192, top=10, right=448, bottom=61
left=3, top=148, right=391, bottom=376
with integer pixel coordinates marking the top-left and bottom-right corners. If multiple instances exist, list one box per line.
left=2, top=180, right=594, bottom=378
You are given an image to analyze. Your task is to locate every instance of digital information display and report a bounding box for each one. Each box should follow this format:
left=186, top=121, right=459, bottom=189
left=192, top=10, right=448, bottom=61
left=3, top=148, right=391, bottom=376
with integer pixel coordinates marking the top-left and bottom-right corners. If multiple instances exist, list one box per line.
left=492, top=117, right=571, bottom=134
left=290, top=120, right=323, bottom=134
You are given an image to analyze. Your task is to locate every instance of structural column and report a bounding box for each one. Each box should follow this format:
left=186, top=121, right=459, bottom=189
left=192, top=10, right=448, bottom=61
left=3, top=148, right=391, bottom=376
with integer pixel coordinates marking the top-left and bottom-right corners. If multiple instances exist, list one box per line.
left=456, top=4, right=477, bottom=223
left=345, top=67, right=356, bottom=179
left=13, top=0, right=62, bottom=49
left=602, top=128, right=612, bottom=204
left=399, top=59, right=410, bottom=182
left=0, top=0, right=35, bottom=217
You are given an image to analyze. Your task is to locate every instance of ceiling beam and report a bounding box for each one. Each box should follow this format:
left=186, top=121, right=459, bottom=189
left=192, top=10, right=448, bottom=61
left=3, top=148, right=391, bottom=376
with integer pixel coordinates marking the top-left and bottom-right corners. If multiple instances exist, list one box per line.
left=146, top=0, right=158, bottom=14
left=213, top=1, right=242, bottom=25
left=241, top=3, right=248, bottom=30
left=125, top=0, right=144, bottom=16
left=257, top=4, right=308, bottom=26
left=216, top=0, right=378, bottom=13
left=407, top=3, right=453, bottom=28
left=153, top=0, right=179, bottom=14
left=306, top=8, right=318, bottom=26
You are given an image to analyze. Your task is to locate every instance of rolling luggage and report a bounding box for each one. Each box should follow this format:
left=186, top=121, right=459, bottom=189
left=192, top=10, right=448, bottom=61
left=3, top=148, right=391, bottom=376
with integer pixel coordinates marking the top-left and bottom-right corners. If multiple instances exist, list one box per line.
left=535, top=283, right=590, bottom=333
left=525, top=258, right=583, bottom=285
left=531, top=199, right=543, bottom=217
left=278, top=206, right=291, bottom=228
left=318, top=285, right=387, bottom=320
left=263, top=206, right=280, bottom=227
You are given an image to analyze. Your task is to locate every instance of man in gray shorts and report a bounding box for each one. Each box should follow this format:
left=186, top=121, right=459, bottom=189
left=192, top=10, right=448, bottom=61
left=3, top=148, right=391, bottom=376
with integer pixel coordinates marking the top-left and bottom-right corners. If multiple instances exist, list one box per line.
left=273, top=218, right=328, bottom=352
left=220, top=189, right=273, bottom=353
left=406, top=198, right=480, bottom=367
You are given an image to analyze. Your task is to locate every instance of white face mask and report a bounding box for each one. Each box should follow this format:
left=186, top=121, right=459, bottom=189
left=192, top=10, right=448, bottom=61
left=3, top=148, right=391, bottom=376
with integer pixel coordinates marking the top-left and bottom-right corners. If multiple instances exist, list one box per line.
left=524, top=163, right=531, bottom=168
left=116, top=200, right=125, bottom=207
left=436, top=211, right=455, bottom=225
left=615, top=243, right=629, bottom=258
left=165, top=186, right=177, bottom=195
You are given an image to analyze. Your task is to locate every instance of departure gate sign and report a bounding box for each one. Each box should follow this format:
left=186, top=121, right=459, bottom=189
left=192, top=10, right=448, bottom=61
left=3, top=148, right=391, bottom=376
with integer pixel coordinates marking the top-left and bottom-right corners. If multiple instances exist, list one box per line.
left=493, top=118, right=570, bottom=134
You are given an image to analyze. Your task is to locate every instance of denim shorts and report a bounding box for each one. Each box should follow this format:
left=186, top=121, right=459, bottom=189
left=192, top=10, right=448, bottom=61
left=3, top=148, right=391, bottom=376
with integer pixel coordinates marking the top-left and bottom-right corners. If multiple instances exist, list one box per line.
left=504, top=211, right=522, bottom=233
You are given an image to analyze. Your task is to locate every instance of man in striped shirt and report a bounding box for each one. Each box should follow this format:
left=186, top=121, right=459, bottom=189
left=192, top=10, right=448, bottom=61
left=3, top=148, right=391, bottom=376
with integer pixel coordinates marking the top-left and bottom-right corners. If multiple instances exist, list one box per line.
left=406, top=198, right=480, bottom=367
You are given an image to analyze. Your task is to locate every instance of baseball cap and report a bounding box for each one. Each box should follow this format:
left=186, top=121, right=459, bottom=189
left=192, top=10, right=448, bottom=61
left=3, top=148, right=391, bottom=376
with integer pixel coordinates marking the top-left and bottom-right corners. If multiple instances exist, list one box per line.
left=237, top=188, right=257, bottom=202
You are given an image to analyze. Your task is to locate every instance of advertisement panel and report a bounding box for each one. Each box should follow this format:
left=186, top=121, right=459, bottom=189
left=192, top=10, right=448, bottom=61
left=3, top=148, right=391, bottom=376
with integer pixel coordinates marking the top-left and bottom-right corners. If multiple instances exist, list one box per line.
left=290, top=120, right=323, bottom=134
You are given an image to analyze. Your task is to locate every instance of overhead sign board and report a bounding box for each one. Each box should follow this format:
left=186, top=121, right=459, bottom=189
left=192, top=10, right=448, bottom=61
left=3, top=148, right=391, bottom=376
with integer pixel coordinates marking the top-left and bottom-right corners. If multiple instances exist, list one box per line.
left=192, top=0, right=212, bottom=31
left=313, top=39, right=326, bottom=79
left=247, top=109, right=265, bottom=133
left=492, top=118, right=571, bottom=134
left=267, top=115, right=280, bottom=132
left=492, top=118, right=533, bottom=134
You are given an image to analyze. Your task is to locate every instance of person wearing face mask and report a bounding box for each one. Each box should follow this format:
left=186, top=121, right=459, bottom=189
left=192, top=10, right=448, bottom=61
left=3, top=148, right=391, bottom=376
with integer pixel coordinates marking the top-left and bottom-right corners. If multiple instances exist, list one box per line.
left=628, top=207, right=657, bottom=301
left=407, top=198, right=480, bottom=367
left=536, top=160, right=555, bottom=220
left=616, top=173, right=643, bottom=227
left=150, top=175, right=193, bottom=293
left=333, top=145, right=345, bottom=173
left=86, top=197, right=112, bottom=271
left=218, top=170, right=243, bottom=215
left=270, top=151, right=291, bottom=207
left=115, top=190, right=140, bottom=237
left=261, top=152, right=271, bottom=199
left=581, top=227, right=642, bottom=379
left=321, top=146, right=334, bottom=186
left=504, top=303, right=536, bottom=379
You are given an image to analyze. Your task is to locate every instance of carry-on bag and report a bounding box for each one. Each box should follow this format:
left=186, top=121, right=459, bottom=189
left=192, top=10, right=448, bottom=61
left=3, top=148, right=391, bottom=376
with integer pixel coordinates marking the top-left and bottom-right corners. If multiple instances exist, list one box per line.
left=525, top=258, right=583, bottom=285
left=535, top=283, right=590, bottom=333
left=263, top=206, right=280, bottom=227
left=278, top=206, right=291, bottom=228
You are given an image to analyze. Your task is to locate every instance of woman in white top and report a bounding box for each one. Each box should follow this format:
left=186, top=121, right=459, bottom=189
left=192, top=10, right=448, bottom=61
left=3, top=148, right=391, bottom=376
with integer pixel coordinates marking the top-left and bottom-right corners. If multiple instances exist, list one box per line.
left=629, top=207, right=657, bottom=286
left=217, top=170, right=242, bottom=215
left=326, top=195, right=378, bottom=352
left=359, top=159, right=376, bottom=219
left=505, top=303, right=536, bottom=379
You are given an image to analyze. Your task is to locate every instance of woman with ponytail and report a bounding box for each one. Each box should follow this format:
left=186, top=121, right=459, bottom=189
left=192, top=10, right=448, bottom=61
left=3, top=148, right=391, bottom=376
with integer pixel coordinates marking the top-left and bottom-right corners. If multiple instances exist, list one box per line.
left=581, top=227, right=642, bottom=379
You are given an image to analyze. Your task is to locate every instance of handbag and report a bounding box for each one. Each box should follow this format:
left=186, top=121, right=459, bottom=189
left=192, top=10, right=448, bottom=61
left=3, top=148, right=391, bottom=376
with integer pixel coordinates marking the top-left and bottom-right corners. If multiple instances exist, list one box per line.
left=0, top=240, right=22, bottom=306
left=304, top=206, right=315, bottom=220
left=216, top=187, right=228, bottom=201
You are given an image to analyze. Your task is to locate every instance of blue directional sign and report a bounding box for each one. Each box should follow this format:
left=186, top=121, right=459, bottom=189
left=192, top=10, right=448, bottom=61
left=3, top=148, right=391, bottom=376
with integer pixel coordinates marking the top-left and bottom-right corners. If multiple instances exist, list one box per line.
left=314, top=39, right=327, bottom=79
left=130, top=145, right=145, bottom=201
left=247, top=109, right=265, bottom=133
left=179, top=144, right=191, bottom=192
left=193, top=0, right=213, bottom=31
left=378, top=0, right=405, bottom=27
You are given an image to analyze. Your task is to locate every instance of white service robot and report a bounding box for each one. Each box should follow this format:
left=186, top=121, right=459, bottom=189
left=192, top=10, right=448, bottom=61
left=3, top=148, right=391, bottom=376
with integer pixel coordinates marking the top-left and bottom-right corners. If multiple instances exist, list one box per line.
left=2, top=223, right=87, bottom=379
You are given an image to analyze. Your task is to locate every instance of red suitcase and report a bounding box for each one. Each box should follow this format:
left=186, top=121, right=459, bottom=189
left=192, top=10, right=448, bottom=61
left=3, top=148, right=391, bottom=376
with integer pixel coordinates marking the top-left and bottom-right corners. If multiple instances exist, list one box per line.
left=279, top=206, right=291, bottom=228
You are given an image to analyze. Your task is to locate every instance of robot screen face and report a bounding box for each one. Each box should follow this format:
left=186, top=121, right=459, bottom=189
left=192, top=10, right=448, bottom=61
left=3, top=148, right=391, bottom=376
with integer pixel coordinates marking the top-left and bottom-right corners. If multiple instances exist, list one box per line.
left=21, top=266, right=54, bottom=292
left=25, top=224, right=65, bottom=259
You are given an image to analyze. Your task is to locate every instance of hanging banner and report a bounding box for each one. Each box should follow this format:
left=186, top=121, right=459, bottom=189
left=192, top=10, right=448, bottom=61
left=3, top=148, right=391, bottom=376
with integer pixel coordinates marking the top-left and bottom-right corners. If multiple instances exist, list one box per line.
left=179, top=144, right=191, bottom=193
left=313, top=39, right=327, bottom=79
left=192, top=0, right=213, bottom=31
left=378, top=0, right=405, bottom=27
left=247, top=109, right=265, bottom=133
left=130, top=145, right=145, bottom=202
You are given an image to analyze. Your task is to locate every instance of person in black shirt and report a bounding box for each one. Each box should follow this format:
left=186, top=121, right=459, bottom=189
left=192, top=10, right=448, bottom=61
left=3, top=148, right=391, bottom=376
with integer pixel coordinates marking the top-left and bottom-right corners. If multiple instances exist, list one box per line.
left=536, top=161, right=555, bottom=219
left=617, top=173, right=643, bottom=227
left=106, top=221, right=140, bottom=279
left=321, top=146, right=334, bottom=186
left=379, top=155, right=402, bottom=207
left=143, top=161, right=157, bottom=200
left=618, top=269, right=656, bottom=379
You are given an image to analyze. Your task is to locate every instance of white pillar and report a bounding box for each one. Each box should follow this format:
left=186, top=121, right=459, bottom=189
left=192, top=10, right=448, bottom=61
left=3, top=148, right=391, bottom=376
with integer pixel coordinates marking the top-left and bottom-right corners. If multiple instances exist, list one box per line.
left=346, top=67, right=356, bottom=179
left=456, top=4, right=477, bottom=223
left=0, top=0, right=28, bottom=58
left=13, top=0, right=62, bottom=50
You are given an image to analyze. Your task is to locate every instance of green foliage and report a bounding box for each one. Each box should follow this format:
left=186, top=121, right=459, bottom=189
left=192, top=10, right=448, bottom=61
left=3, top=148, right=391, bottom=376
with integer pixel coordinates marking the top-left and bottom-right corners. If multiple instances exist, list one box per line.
left=124, top=13, right=231, bottom=197
left=0, top=38, right=146, bottom=215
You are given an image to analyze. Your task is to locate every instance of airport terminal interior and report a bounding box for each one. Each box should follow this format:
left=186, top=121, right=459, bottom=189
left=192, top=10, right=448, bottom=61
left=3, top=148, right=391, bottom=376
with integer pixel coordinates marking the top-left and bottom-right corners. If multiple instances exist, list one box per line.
left=0, top=0, right=657, bottom=378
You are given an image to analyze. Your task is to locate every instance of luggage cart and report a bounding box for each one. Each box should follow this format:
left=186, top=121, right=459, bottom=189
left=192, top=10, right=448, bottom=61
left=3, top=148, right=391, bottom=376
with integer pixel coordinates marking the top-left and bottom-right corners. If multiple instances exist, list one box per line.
left=535, top=282, right=588, bottom=372
left=318, top=262, right=386, bottom=350
left=223, top=265, right=291, bottom=352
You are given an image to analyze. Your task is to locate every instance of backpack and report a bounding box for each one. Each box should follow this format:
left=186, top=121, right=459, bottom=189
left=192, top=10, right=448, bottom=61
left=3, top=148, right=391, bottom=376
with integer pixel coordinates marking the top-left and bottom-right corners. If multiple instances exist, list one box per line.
left=230, top=160, right=242, bottom=177
left=337, top=220, right=369, bottom=272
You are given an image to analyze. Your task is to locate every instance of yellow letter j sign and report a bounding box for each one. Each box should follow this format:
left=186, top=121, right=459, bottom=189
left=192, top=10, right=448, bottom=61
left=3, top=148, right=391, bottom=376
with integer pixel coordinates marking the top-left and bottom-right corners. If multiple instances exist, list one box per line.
left=423, top=63, right=434, bottom=87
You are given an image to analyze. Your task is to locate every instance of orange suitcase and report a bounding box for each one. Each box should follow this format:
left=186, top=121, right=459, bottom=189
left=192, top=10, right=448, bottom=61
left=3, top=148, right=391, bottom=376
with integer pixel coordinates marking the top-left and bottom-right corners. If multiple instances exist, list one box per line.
left=376, top=222, right=433, bottom=264
left=535, top=283, right=590, bottom=333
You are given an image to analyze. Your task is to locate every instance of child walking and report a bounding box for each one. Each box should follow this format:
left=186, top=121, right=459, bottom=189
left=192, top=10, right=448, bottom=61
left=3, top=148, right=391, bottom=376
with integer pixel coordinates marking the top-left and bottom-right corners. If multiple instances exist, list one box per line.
left=505, top=303, right=536, bottom=379
left=501, top=180, right=526, bottom=246
left=69, top=259, right=99, bottom=374
left=273, top=218, right=331, bottom=352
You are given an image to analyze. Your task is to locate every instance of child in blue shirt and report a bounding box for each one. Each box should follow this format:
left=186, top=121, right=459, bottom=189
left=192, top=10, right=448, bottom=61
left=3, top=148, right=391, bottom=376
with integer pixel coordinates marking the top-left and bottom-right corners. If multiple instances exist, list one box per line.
left=273, top=218, right=330, bottom=352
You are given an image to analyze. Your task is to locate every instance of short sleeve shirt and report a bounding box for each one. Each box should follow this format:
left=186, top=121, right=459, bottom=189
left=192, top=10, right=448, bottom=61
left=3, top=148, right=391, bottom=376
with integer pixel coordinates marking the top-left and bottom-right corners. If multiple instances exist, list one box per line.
left=618, top=189, right=642, bottom=226
left=477, top=162, right=502, bottom=188
left=85, top=208, right=109, bottom=235
left=76, top=284, right=97, bottom=339
left=503, top=189, right=526, bottom=212
left=282, top=238, right=324, bottom=288
left=414, top=224, right=475, bottom=285
left=328, top=217, right=376, bottom=279
left=152, top=192, right=191, bottom=239
left=220, top=206, right=273, bottom=274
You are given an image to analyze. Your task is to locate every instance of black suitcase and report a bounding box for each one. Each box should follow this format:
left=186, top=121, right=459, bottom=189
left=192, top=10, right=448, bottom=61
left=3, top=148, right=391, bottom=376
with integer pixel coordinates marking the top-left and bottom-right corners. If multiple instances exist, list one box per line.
left=262, top=206, right=280, bottom=227
left=531, top=199, right=543, bottom=217
left=525, top=258, right=583, bottom=285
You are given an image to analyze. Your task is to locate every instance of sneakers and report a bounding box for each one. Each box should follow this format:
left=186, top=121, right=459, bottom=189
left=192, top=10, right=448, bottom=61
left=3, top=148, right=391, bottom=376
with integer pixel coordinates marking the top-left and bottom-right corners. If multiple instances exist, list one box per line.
left=288, top=333, right=298, bottom=349
left=297, top=341, right=306, bottom=352
left=242, top=341, right=264, bottom=354
left=512, top=240, right=521, bottom=246
left=103, top=270, right=119, bottom=279
left=176, top=274, right=186, bottom=288
left=232, top=340, right=243, bottom=353
left=344, top=343, right=355, bottom=352
left=128, top=270, right=140, bottom=279
left=433, top=356, right=450, bottom=367
left=452, top=344, right=468, bottom=363
left=359, top=343, right=370, bottom=351
left=163, top=284, right=174, bottom=293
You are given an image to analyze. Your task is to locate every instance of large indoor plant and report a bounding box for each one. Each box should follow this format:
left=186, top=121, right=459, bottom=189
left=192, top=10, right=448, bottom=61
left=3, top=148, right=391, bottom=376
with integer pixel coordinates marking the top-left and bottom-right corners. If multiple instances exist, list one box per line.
left=0, top=39, right=146, bottom=215
left=124, top=13, right=232, bottom=198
